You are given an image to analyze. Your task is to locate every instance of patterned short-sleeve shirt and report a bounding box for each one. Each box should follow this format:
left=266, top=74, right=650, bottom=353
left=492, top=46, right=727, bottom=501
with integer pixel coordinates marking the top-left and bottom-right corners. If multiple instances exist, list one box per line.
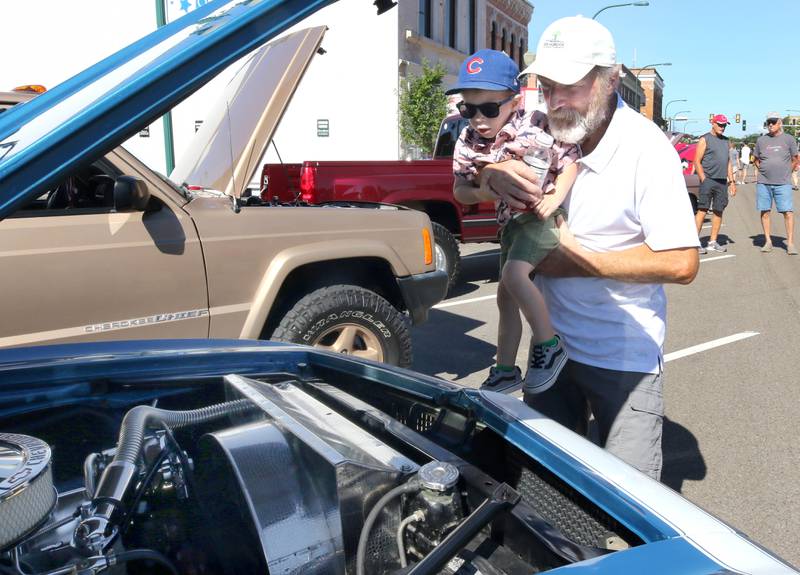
left=453, top=109, right=579, bottom=225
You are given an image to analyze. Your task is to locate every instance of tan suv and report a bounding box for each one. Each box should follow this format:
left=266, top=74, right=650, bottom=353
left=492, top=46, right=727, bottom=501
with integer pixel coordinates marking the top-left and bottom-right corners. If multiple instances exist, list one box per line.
left=0, top=27, right=446, bottom=367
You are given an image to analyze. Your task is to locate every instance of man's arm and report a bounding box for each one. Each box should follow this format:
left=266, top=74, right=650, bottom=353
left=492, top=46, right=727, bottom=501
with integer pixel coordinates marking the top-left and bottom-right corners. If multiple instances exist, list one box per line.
left=693, top=137, right=707, bottom=181
left=536, top=217, right=699, bottom=285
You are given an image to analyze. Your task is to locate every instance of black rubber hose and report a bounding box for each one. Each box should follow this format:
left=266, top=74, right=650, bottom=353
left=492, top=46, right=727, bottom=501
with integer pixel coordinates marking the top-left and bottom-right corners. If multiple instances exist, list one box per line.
left=356, top=480, right=420, bottom=575
left=93, top=399, right=253, bottom=502
left=109, top=548, right=178, bottom=575
left=115, top=399, right=253, bottom=464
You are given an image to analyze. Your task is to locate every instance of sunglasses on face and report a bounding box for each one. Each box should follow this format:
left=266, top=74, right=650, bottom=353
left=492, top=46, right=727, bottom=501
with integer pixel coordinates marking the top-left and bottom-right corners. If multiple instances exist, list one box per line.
left=767, top=118, right=779, bottom=125
left=457, top=95, right=515, bottom=119
left=716, top=122, right=727, bottom=128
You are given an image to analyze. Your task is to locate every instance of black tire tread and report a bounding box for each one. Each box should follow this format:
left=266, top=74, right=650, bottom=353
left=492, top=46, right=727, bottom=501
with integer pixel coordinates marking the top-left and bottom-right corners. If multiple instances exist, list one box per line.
left=271, top=285, right=412, bottom=367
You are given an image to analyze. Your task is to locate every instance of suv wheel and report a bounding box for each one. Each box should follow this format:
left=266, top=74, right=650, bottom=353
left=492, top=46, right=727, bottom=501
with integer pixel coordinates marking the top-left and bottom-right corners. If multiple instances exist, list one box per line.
left=432, top=222, right=461, bottom=296
left=271, top=285, right=412, bottom=367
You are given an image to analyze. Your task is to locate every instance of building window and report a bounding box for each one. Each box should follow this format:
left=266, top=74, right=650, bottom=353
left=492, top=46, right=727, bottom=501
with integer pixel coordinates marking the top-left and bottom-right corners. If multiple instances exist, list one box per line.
left=510, top=33, right=515, bottom=61
left=491, top=21, right=496, bottom=50
left=469, top=0, right=476, bottom=53
left=519, top=37, right=525, bottom=70
left=448, top=0, right=457, bottom=49
left=419, top=0, right=432, bottom=38
left=501, top=28, right=506, bottom=54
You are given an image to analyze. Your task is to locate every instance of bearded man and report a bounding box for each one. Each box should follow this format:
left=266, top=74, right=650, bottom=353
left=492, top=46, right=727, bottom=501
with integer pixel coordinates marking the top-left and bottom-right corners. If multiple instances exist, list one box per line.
left=476, top=16, right=699, bottom=480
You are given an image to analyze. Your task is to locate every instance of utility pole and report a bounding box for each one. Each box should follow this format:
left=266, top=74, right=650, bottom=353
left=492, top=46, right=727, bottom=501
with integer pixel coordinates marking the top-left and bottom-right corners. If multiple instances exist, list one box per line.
left=156, top=0, right=176, bottom=175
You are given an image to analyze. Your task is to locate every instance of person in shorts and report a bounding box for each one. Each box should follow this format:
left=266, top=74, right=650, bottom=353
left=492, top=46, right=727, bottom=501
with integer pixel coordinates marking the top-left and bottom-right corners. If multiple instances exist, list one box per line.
left=450, top=49, right=578, bottom=395
left=694, top=114, right=736, bottom=253
left=754, top=113, right=799, bottom=254
left=740, top=142, right=752, bottom=184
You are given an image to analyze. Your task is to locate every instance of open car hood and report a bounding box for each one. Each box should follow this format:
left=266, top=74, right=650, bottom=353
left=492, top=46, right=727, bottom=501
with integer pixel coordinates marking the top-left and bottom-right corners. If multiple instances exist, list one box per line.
left=169, top=26, right=325, bottom=198
left=0, top=0, right=336, bottom=219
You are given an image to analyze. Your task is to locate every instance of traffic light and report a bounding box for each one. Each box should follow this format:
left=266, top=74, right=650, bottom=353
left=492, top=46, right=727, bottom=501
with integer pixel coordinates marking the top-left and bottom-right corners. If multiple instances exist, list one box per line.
left=735, top=113, right=741, bottom=123
left=709, top=113, right=714, bottom=121
left=742, top=120, right=747, bottom=132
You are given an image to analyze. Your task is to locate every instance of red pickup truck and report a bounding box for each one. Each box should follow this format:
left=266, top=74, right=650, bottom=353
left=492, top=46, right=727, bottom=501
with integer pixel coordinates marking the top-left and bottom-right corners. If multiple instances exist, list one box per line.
left=260, top=115, right=496, bottom=294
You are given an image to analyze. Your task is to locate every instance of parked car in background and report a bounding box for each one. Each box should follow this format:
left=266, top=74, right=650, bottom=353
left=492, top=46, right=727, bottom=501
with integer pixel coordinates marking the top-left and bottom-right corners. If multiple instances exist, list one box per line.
left=0, top=24, right=447, bottom=368
left=669, top=133, right=700, bottom=212
left=261, top=114, right=497, bottom=295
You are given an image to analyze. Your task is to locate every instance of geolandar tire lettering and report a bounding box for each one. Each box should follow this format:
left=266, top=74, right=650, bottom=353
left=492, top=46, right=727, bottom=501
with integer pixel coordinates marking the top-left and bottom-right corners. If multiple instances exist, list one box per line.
left=271, top=285, right=412, bottom=367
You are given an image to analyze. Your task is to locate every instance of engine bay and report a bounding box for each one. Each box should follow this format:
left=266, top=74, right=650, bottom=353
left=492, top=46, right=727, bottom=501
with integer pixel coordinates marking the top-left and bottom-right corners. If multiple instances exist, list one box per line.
left=0, top=367, right=640, bottom=574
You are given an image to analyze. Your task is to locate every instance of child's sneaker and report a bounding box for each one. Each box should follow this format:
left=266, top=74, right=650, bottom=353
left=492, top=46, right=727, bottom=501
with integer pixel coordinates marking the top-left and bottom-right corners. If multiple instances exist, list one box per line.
left=524, top=335, right=567, bottom=394
left=480, top=366, right=522, bottom=393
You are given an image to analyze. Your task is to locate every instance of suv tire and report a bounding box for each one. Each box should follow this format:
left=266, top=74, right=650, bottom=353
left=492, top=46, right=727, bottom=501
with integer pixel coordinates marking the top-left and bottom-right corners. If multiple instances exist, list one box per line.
left=271, top=285, right=412, bottom=367
left=432, top=222, right=461, bottom=296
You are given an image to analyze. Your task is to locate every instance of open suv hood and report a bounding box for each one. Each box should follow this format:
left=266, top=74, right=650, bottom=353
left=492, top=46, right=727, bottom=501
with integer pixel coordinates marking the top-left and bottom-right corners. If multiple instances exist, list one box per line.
left=0, top=0, right=337, bottom=219
left=169, top=26, right=324, bottom=198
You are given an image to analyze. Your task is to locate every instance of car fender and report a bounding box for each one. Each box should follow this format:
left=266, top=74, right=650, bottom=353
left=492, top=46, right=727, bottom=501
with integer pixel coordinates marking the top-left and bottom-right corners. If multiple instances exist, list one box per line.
left=239, top=239, right=411, bottom=338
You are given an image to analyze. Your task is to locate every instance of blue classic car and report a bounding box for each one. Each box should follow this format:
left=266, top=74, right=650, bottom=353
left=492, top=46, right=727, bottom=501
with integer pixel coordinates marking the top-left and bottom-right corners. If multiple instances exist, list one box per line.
left=0, top=1, right=795, bottom=574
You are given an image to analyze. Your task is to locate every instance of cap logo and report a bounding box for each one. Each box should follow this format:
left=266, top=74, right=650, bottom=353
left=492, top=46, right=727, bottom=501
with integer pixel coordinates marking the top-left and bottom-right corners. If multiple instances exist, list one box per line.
left=543, top=31, right=564, bottom=50
left=466, top=57, right=484, bottom=74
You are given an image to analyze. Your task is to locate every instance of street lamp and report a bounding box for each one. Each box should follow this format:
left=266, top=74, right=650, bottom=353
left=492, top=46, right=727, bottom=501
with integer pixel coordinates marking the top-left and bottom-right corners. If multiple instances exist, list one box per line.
left=664, top=98, right=687, bottom=131
left=592, top=2, right=649, bottom=19
left=670, top=110, right=691, bottom=133
left=634, top=63, right=671, bottom=117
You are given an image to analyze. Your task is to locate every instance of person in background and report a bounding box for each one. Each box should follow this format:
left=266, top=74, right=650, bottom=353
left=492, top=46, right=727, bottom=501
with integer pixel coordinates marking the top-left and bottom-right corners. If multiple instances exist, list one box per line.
left=729, top=141, right=741, bottom=187
left=694, top=115, right=736, bottom=253
left=754, top=113, right=799, bottom=254
left=449, top=49, right=578, bottom=395
left=740, top=141, right=752, bottom=184
left=479, top=16, right=699, bottom=480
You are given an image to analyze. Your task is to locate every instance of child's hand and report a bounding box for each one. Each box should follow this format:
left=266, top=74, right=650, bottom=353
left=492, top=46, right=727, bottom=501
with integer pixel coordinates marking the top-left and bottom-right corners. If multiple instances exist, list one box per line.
left=533, top=193, right=560, bottom=220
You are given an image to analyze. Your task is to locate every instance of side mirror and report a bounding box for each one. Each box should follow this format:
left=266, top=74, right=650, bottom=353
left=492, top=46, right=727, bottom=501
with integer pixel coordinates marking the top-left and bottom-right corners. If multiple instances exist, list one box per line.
left=113, top=176, right=152, bottom=212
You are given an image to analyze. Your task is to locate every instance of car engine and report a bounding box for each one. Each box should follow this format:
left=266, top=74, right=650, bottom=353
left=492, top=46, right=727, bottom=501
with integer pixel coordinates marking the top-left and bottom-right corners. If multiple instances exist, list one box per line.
left=0, top=371, right=634, bottom=574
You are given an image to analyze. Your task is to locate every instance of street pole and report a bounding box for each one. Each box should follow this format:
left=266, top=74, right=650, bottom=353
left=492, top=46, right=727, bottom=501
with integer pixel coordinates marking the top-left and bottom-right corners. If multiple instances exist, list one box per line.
left=592, top=1, right=649, bottom=19
left=664, top=98, right=687, bottom=132
left=156, top=0, right=176, bottom=175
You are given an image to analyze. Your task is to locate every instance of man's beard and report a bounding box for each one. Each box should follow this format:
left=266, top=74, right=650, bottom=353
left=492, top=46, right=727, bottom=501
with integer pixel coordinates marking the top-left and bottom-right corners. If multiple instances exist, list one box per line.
left=547, top=86, right=610, bottom=144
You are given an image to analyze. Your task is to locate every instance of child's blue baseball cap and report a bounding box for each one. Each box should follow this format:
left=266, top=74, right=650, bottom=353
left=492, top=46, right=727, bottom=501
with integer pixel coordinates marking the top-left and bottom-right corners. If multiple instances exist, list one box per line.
left=445, top=49, right=520, bottom=95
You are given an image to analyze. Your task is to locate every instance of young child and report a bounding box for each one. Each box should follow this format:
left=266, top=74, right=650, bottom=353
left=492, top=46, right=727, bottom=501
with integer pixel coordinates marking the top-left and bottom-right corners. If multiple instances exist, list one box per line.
left=448, top=49, right=578, bottom=395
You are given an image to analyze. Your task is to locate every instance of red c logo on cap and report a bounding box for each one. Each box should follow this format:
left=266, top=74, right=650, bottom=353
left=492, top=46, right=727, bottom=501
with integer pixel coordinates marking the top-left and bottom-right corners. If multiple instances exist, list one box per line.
left=466, top=57, right=483, bottom=74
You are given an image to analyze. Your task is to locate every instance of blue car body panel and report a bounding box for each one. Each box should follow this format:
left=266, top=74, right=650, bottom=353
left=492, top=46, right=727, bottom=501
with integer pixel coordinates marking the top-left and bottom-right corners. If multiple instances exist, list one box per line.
left=0, top=0, right=335, bottom=218
left=0, top=340, right=794, bottom=573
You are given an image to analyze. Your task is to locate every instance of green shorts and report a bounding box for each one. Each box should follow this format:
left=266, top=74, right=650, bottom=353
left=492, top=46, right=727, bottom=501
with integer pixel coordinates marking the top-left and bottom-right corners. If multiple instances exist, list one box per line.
left=499, top=208, right=565, bottom=270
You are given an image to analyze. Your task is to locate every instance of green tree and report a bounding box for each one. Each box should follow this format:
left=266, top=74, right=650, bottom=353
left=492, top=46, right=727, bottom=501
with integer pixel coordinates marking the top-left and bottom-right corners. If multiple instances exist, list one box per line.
left=398, top=60, right=448, bottom=158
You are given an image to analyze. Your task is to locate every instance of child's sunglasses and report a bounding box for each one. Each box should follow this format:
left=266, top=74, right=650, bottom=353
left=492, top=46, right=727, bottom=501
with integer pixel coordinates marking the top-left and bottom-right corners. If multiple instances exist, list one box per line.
left=457, top=95, right=515, bottom=119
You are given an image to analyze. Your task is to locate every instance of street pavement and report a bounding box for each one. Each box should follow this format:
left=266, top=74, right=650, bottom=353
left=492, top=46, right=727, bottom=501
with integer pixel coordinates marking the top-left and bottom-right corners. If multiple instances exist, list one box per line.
left=410, top=181, right=800, bottom=566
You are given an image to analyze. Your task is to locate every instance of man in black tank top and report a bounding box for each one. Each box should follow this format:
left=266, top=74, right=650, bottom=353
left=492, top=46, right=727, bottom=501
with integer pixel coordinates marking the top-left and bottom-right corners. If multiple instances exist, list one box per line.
left=693, top=114, right=737, bottom=253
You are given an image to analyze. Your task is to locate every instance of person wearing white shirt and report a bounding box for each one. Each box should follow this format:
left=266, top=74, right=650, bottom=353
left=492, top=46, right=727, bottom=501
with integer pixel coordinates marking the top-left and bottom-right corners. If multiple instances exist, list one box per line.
left=475, top=16, right=699, bottom=480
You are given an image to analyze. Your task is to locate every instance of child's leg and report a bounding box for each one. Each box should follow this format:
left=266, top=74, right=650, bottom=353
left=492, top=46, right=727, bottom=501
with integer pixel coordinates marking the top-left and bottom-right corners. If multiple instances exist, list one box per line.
left=501, top=259, right=554, bottom=344
left=496, top=276, right=523, bottom=366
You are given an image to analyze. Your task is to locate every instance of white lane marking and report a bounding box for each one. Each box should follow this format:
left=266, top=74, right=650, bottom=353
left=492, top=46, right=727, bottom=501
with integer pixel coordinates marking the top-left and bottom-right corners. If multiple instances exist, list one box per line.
left=434, top=294, right=497, bottom=309
left=701, top=254, right=736, bottom=263
left=664, top=331, right=759, bottom=362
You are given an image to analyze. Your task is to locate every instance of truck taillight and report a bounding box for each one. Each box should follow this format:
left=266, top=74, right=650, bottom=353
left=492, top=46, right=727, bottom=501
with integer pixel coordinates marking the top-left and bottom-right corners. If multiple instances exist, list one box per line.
left=300, top=165, right=316, bottom=202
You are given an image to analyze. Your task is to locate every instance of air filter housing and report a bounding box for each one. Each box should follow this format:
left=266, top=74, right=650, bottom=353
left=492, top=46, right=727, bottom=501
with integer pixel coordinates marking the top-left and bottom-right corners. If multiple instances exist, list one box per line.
left=0, top=433, right=56, bottom=549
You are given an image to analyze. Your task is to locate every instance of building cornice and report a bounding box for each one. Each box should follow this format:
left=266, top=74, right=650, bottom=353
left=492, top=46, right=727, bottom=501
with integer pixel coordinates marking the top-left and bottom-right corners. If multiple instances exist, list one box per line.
left=488, top=0, right=534, bottom=24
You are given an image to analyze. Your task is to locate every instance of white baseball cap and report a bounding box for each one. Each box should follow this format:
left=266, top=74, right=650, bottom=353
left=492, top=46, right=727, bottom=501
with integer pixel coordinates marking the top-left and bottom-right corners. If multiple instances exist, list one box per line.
left=521, top=16, right=616, bottom=85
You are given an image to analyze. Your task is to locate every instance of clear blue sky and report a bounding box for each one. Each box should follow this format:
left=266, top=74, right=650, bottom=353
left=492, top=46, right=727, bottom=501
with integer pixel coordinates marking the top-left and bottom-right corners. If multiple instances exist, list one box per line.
left=527, top=0, right=800, bottom=139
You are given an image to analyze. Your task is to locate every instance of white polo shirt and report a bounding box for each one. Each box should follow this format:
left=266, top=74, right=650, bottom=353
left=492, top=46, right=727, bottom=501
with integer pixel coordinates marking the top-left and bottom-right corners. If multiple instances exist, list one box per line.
left=535, top=96, right=699, bottom=374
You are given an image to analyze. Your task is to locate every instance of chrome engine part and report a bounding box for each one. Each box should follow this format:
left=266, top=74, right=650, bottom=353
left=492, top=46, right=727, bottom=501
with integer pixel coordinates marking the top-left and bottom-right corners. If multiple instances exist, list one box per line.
left=0, top=433, right=56, bottom=549
left=194, top=374, right=419, bottom=574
